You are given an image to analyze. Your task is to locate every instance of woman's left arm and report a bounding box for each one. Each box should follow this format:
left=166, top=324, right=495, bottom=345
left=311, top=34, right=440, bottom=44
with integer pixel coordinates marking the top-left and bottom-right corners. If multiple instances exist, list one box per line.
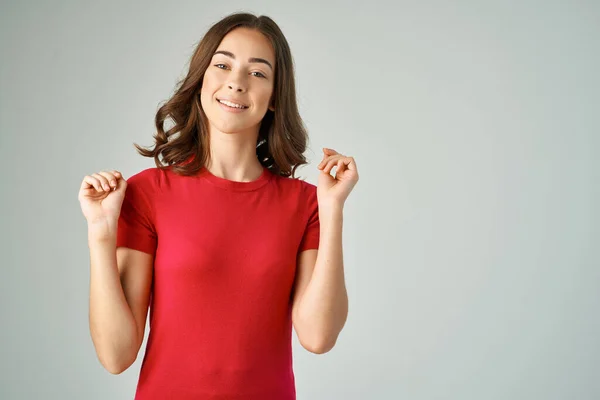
left=291, top=149, right=359, bottom=353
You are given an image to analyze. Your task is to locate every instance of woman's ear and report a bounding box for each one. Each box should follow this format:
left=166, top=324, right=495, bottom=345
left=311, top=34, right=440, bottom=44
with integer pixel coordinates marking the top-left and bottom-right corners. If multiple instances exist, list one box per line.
left=268, top=94, right=275, bottom=111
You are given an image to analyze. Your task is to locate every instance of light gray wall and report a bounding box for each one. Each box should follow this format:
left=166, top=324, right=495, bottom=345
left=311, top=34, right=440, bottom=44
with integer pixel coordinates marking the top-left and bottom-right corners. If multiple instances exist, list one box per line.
left=1, top=0, right=598, bottom=399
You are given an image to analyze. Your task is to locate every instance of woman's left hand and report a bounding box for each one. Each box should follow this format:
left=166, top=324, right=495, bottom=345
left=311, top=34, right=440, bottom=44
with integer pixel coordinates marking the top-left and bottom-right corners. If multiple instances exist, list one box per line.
left=317, top=148, right=359, bottom=207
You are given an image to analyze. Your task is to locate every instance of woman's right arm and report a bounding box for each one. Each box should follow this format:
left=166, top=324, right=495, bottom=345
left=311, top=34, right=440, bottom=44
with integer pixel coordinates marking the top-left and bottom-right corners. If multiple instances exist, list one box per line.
left=80, top=171, right=153, bottom=374
left=88, top=227, right=153, bottom=375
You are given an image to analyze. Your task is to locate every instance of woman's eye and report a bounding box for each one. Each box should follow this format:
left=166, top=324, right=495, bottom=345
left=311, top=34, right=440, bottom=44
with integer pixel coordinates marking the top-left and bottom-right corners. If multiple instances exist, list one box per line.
left=214, top=64, right=265, bottom=78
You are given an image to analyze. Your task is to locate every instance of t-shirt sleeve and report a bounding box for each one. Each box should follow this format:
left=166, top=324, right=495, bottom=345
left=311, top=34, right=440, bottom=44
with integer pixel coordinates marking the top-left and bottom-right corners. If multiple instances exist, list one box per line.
left=116, top=171, right=157, bottom=256
left=298, top=183, right=320, bottom=252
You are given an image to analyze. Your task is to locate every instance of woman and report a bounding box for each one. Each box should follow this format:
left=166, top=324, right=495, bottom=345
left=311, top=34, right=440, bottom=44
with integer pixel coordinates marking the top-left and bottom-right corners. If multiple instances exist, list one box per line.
left=78, top=12, right=359, bottom=399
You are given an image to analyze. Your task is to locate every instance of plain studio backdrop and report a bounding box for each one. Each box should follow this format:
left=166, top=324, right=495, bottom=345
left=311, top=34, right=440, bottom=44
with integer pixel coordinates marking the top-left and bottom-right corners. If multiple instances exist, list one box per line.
left=1, top=1, right=598, bottom=399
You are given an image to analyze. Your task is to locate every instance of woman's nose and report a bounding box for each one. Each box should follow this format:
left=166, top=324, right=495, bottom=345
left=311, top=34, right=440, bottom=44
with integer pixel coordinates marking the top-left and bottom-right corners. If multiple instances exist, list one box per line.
left=227, top=70, right=247, bottom=92
left=228, top=83, right=244, bottom=92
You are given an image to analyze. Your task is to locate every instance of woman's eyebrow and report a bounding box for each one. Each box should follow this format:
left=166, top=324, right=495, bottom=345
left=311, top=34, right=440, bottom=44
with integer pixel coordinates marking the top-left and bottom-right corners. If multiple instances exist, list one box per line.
left=213, top=50, right=273, bottom=71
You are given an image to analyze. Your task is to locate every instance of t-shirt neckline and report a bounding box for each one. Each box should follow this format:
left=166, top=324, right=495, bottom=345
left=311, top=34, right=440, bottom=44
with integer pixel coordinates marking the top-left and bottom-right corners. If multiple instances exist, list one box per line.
left=199, top=165, right=272, bottom=191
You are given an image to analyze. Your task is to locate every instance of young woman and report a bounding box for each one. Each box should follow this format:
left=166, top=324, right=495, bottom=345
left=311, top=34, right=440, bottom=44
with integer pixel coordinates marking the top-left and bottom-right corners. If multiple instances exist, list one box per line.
left=78, top=12, right=359, bottom=399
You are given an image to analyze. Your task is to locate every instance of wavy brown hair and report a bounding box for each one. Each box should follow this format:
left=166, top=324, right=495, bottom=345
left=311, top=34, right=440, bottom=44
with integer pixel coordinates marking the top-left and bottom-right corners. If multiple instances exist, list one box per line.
left=134, top=12, right=310, bottom=179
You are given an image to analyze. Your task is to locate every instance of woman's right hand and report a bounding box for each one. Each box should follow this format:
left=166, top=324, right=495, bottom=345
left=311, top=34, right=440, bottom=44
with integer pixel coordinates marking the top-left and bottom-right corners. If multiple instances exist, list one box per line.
left=78, top=170, right=127, bottom=234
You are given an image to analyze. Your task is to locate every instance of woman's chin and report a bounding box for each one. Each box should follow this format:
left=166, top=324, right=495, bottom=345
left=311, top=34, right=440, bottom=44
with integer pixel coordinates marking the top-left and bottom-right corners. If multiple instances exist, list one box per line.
left=213, top=122, right=252, bottom=135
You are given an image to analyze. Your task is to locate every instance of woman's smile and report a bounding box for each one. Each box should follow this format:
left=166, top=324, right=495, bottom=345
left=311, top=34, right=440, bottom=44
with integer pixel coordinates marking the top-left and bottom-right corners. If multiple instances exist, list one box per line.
left=217, top=98, right=249, bottom=113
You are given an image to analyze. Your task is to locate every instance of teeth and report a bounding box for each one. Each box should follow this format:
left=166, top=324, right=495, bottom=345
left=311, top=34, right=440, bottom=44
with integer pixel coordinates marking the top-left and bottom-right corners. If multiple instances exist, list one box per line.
left=219, top=99, right=246, bottom=109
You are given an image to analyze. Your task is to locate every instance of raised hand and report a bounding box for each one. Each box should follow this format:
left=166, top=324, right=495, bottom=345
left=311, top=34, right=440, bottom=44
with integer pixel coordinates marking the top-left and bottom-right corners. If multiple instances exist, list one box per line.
left=316, top=148, right=359, bottom=207
left=78, top=170, right=127, bottom=235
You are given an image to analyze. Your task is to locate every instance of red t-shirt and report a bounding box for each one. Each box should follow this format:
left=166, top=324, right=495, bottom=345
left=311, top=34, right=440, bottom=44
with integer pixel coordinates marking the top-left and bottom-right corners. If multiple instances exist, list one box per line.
left=116, top=164, right=320, bottom=399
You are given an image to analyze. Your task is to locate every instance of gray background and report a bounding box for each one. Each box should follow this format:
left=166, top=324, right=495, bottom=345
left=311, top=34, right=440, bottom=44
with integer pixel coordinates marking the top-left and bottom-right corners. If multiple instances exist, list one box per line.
left=1, top=0, right=598, bottom=399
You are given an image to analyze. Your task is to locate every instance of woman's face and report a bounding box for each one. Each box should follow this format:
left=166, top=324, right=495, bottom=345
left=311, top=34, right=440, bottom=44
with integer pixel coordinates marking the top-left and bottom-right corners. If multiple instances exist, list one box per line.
left=200, top=27, right=276, bottom=135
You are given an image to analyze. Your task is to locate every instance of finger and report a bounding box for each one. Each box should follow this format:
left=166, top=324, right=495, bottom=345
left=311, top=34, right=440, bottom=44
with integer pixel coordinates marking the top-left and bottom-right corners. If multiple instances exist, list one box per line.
left=345, top=157, right=357, bottom=171
left=332, top=157, right=348, bottom=174
left=318, top=155, right=334, bottom=168
left=323, top=158, right=340, bottom=174
left=98, top=171, right=119, bottom=190
left=81, top=175, right=103, bottom=192
left=336, top=159, right=345, bottom=174
left=323, top=148, right=338, bottom=155
left=91, top=173, right=111, bottom=192
left=319, top=155, right=341, bottom=170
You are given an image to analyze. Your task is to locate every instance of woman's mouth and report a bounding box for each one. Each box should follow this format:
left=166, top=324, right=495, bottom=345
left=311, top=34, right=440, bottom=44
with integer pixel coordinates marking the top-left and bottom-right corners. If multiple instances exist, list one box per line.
left=217, top=98, right=248, bottom=109
left=217, top=99, right=248, bottom=114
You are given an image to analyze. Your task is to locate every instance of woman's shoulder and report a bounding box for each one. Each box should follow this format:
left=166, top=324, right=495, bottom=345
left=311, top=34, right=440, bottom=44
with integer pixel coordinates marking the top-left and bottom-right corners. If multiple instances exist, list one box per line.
left=123, top=167, right=168, bottom=194
left=272, top=172, right=317, bottom=201
left=126, top=167, right=161, bottom=183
